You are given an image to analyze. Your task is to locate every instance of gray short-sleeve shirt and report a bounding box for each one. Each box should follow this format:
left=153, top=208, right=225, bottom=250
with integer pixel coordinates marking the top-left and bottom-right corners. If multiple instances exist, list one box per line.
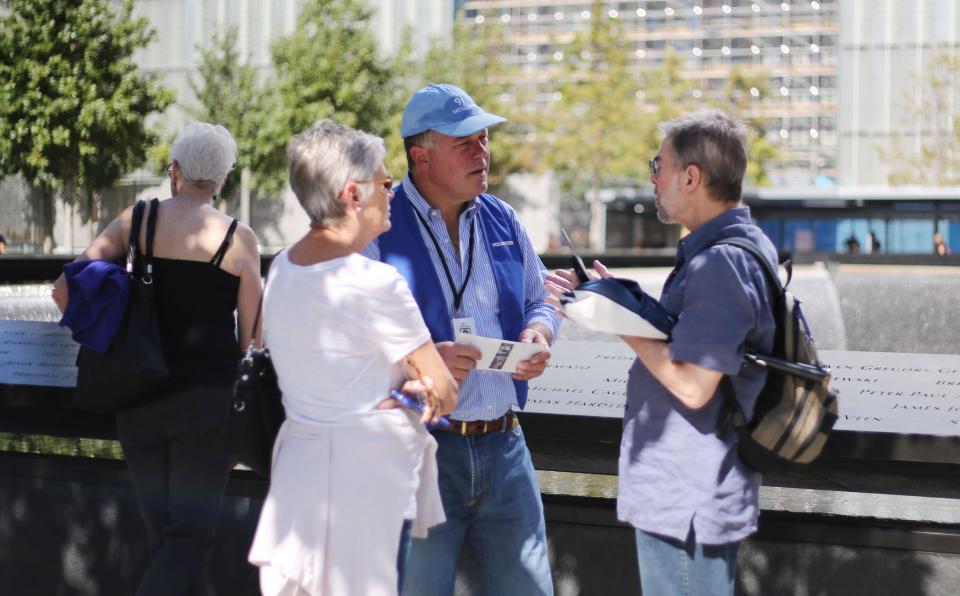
left=617, top=207, right=778, bottom=545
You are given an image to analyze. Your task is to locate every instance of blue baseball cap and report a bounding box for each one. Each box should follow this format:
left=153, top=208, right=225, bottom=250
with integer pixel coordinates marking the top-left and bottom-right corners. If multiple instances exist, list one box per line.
left=401, top=83, right=506, bottom=138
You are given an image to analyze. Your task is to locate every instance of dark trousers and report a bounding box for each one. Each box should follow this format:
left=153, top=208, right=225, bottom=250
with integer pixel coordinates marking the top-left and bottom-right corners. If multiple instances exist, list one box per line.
left=116, top=385, right=233, bottom=596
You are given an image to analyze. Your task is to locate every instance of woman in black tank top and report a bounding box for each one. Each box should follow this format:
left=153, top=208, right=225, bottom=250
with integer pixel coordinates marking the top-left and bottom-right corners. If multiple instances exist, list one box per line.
left=152, top=219, right=242, bottom=391
left=53, top=123, right=262, bottom=596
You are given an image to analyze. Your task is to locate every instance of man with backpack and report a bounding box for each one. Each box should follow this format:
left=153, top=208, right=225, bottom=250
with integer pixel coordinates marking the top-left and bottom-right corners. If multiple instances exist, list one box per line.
left=549, top=110, right=779, bottom=595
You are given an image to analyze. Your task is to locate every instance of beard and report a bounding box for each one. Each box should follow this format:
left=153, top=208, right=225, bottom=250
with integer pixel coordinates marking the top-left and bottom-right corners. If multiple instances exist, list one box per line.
left=654, top=195, right=673, bottom=224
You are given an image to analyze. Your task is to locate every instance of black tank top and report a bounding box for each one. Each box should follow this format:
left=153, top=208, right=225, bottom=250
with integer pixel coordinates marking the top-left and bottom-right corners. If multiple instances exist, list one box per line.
left=151, top=219, right=241, bottom=391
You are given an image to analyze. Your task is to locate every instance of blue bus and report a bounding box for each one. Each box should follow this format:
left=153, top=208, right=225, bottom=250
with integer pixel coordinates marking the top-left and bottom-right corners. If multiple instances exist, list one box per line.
left=602, top=187, right=960, bottom=255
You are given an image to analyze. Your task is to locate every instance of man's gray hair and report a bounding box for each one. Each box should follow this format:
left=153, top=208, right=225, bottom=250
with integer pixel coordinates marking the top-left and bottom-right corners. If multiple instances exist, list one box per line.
left=287, top=120, right=386, bottom=227
left=659, top=109, right=748, bottom=204
left=170, top=123, right=237, bottom=192
left=403, top=129, right=440, bottom=172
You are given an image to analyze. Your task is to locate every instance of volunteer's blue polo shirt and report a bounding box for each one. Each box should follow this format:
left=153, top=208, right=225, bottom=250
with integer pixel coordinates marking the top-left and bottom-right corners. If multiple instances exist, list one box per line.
left=617, top=206, right=778, bottom=545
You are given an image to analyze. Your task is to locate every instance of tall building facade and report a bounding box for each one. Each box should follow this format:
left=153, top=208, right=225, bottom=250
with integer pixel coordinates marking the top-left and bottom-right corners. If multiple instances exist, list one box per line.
left=376, top=0, right=457, bottom=58
left=838, top=0, right=960, bottom=186
left=131, top=0, right=454, bottom=129
left=130, top=0, right=307, bottom=129
left=459, top=0, right=839, bottom=186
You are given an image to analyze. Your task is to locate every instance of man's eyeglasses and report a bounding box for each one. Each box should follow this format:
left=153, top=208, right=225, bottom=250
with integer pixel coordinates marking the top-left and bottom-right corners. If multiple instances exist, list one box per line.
left=355, top=176, right=394, bottom=193
left=648, top=157, right=661, bottom=177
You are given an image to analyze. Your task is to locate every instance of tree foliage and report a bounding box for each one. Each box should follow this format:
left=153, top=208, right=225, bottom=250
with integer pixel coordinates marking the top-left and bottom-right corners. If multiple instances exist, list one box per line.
left=879, top=50, right=960, bottom=186
left=547, top=2, right=645, bottom=197
left=248, top=0, right=394, bottom=197
left=632, top=51, right=698, bottom=171
left=716, top=66, right=779, bottom=187
left=187, top=27, right=268, bottom=201
left=0, top=0, right=173, bottom=250
left=545, top=2, right=680, bottom=248
left=548, top=37, right=776, bottom=194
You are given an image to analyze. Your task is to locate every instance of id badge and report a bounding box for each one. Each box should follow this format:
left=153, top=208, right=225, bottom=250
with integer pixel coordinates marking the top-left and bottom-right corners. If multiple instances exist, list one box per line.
left=453, top=317, right=476, bottom=335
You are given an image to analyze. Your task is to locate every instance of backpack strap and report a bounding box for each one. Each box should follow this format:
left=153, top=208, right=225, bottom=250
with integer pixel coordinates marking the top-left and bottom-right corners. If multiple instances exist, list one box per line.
left=211, top=219, right=239, bottom=268
left=712, top=236, right=784, bottom=438
left=713, top=237, right=787, bottom=296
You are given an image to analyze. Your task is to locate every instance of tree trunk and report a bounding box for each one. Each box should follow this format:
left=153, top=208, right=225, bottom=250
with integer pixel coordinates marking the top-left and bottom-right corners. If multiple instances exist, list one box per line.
left=240, top=167, right=251, bottom=226
left=29, top=185, right=56, bottom=254
left=64, top=201, right=74, bottom=254
left=88, top=190, right=97, bottom=243
left=41, top=191, right=55, bottom=254
left=588, top=173, right=605, bottom=251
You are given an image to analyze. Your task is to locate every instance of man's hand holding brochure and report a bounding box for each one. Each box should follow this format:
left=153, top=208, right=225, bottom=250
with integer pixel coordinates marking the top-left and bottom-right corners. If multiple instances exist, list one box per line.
left=453, top=332, right=549, bottom=372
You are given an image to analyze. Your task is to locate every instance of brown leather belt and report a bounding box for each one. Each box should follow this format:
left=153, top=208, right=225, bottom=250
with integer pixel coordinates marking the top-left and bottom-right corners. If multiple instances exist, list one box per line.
left=436, top=412, right=519, bottom=437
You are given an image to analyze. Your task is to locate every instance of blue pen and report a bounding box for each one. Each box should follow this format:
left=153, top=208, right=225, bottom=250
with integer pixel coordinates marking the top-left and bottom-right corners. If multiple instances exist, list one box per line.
left=390, top=390, right=452, bottom=429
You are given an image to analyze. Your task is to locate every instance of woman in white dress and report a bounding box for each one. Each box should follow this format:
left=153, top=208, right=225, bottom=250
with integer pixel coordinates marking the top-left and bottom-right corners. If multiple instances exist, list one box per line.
left=248, top=120, right=457, bottom=596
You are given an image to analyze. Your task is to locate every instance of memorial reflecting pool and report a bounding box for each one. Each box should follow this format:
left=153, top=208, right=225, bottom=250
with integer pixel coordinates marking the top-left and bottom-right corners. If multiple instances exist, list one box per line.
left=3, top=263, right=960, bottom=355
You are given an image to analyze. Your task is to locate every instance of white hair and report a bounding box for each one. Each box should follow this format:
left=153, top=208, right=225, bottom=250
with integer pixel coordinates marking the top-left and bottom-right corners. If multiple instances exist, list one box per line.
left=170, top=122, right=237, bottom=191
left=286, top=120, right=385, bottom=227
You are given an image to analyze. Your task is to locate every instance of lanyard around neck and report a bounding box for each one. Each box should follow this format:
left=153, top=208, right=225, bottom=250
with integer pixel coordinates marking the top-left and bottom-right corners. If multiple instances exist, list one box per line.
left=412, top=207, right=476, bottom=314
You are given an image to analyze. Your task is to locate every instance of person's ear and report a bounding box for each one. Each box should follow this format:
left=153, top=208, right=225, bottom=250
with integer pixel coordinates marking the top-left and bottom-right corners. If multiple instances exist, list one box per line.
left=683, top=164, right=702, bottom=192
left=340, top=181, right=362, bottom=211
left=169, top=160, right=179, bottom=196
left=410, top=145, right=430, bottom=169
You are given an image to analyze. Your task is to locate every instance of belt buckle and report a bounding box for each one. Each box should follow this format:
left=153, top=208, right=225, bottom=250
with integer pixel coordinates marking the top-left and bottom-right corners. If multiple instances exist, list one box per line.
left=460, top=421, right=468, bottom=436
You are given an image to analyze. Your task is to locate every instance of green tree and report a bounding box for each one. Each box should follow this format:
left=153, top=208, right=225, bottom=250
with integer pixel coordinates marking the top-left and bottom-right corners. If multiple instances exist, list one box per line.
left=187, top=27, right=270, bottom=203
left=249, top=0, right=394, bottom=197
left=0, top=0, right=173, bottom=252
left=372, top=28, right=421, bottom=180
left=547, top=2, right=650, bottom=248
left=716, top=66, right=779, bottom=187
left=878, top=50, right=960, bottom=186
left=633, top=50, right=698, bottom=171
left=635, top=59, right=777, bottom=187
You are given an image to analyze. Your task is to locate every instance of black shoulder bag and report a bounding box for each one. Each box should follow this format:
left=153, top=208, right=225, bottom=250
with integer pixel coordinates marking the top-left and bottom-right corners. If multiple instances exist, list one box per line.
left=224, top=288, right=285, bottom=478
left=73, top=198, right=170, bottom=412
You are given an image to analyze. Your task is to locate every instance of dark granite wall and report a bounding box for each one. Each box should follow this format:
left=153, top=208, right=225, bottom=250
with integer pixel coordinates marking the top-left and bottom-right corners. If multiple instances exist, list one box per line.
left=2, top=453, right=958, bottom=596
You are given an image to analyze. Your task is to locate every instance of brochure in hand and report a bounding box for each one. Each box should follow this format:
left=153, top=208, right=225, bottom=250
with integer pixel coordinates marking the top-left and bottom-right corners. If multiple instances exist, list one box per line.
left=453, top=332, right=548, bottom=372
left=559, top=277, right=676, bottom=339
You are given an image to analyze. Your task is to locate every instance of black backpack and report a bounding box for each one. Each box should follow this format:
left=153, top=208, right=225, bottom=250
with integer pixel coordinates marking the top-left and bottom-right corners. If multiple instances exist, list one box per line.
left=714, top=237, right=839, bottom=473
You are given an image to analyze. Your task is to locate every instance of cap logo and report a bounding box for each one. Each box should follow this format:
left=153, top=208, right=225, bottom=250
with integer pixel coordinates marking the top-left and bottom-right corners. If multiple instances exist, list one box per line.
left=449, top=95, right=475, bottom=115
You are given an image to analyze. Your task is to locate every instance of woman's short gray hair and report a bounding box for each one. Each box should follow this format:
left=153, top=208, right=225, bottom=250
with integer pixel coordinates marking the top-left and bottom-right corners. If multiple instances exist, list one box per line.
left=660, top=109, right=748, bottom=204
left=287, top=120, right=386, bottom=227
left=169, top=123, right=237, bottom=191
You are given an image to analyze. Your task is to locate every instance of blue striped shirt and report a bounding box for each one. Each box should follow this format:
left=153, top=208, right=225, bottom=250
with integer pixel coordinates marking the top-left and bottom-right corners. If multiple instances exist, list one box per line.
left=362, top=174, right=559, bottom=421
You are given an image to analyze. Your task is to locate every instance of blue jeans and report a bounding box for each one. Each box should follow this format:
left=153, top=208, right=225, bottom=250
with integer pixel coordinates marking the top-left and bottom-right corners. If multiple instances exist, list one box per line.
left=401, top=423, right=553, bottom=596
left=634, top=530, right=739, bottom=596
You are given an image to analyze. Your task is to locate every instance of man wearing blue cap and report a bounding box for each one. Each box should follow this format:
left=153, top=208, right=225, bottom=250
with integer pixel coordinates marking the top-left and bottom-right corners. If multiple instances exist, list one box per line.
left=363, top=83, right=557, bottom=595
